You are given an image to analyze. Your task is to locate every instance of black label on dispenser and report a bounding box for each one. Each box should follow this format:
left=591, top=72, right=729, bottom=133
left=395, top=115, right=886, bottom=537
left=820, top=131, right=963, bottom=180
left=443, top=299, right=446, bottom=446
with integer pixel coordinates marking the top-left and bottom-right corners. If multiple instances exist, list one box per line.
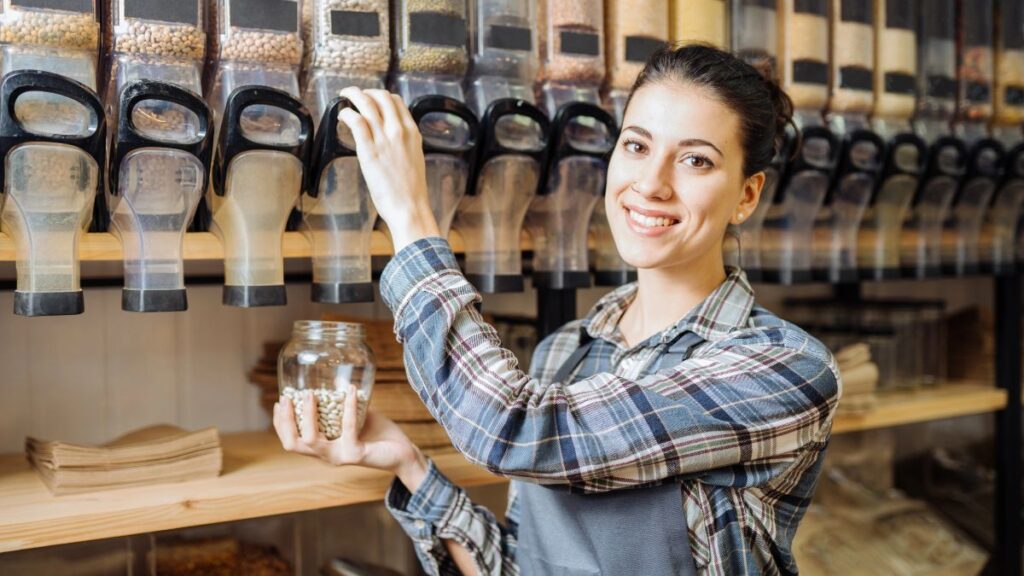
left=1005, top=0, right=1024, bottom=49
left=11, top=0, right=92, bottom=12
left=794, top=0, right=827, bottom=16
left=839, top=66, right=873, bottom=91
left=884, top=72, right=916, bottom=95
left=560, top=31, right=600, bottom=56
left=927, top=75, right=956, bottom=99
left=331, top=10, right=380, bottom=37
left=230, top=0, right=298, bottom=33
left=123, top=0, right=199, bottom=25
left=885, top=1, right=915, bottom=30
left=792, top=60, right=828, bottom=85
left=742, top=0, right=777, bottom=8
left=922, top=0, right=955, bottom=40
left=487, top=25, right=532, bottom=51
left=967, top=81, right=991, bottom=103
left=1006, top=86, right=1024, bottom=106
left=840, top=0, right=871, bottom=24
left=625, top=36, right=664, bottom=63
left=963, top=9, right=993, bottom=47
left=409, top=12, right=467, bottom=47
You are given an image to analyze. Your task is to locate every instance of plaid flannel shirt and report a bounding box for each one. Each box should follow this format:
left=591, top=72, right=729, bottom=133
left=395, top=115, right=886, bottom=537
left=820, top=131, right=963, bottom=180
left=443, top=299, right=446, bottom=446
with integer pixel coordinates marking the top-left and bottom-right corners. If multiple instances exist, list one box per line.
left=381, top=237, right=841, bottom=576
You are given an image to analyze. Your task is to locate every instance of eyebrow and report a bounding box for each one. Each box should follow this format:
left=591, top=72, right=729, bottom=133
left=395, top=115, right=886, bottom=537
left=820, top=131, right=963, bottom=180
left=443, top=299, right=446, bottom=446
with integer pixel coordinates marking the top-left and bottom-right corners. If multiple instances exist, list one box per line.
left=622, top=126, right=725, bottom=158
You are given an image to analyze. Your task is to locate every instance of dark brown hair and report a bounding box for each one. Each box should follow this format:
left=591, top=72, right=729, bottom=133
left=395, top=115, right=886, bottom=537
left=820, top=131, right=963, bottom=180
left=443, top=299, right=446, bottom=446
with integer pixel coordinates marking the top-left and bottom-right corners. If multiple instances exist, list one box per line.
left=626, top=44, right=795, bottom=178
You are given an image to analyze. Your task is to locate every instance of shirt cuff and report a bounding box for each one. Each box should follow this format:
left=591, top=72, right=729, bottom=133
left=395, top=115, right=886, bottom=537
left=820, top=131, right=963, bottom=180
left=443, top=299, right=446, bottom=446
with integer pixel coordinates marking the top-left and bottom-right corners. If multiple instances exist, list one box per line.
left=386, top=458, right=460, bottom=539
left=380, top=236, right=462, bottom=317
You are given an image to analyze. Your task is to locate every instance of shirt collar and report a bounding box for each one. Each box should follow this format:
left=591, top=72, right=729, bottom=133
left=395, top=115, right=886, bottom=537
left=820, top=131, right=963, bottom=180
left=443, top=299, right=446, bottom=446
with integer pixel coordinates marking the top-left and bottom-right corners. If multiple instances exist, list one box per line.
left=582, top=267, right=755, bottom=346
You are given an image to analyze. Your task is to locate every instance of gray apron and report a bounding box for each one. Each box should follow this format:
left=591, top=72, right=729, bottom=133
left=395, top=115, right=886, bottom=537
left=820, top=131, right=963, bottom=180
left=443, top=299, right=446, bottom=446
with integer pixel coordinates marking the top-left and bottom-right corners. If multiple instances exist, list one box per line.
left=515, top=331, right=702, bottom=576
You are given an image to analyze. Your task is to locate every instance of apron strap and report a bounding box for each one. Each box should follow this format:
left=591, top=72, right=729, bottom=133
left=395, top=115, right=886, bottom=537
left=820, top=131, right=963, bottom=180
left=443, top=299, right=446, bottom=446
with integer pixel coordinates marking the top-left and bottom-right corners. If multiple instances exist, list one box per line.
left=553, top=328, right=706, bottom=385
left=553, top=329, right=595, bottom=384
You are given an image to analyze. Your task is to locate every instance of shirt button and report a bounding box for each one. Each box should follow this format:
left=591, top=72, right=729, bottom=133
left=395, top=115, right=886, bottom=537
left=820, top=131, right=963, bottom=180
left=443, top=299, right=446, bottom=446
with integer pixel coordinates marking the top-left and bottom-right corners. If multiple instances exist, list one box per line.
left=415, top=519, right=426, bottom=530
left=419, top=542, right=432, bottom=552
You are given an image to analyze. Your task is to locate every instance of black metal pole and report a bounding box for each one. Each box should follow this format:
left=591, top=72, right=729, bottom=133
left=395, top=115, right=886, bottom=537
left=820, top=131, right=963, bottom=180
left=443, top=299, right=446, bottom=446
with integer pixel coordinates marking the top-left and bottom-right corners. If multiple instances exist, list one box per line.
left=993, top=273, right=1022, bottom=575
left=536, top=288, right=577, bottom=339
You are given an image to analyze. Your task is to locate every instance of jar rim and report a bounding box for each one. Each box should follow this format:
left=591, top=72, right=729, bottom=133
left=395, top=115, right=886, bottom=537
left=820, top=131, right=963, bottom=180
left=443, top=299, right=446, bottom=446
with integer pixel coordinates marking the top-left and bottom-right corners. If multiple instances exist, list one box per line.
left=292, top=320, right=366, bottom=338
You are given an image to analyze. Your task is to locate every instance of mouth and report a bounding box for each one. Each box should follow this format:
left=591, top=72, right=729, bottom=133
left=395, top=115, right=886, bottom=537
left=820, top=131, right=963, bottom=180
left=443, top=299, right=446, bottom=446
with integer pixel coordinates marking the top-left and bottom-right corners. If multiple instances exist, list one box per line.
left=623, top=205, right=680, bottom=234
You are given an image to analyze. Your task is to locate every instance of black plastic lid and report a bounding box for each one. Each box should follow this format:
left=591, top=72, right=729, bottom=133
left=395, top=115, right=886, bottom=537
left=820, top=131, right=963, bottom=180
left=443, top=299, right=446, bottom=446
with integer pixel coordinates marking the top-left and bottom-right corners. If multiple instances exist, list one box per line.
left=465, top=274, right=525, bottom=294
left=223, top=285, right=287, bottom=307
left=311, top=282, right=375, bottom=304
left=122, top=288, right=188, bottom=312
left=14, top=291, right=84, bottom=317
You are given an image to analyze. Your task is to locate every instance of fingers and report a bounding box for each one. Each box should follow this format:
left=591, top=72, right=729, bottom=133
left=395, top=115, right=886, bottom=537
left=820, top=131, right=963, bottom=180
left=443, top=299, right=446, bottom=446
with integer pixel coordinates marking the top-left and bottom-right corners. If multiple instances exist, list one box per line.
left=365, top=89, right=402, bottom=134
left=273, top=400, right=313, bottom=456
left=338, top=107, right=375, bottom=152
left=393, top=93, right=419, bottom=132
left=342, top=383, right=360, bottom=441
left=340, top=86, right=383, bottom=140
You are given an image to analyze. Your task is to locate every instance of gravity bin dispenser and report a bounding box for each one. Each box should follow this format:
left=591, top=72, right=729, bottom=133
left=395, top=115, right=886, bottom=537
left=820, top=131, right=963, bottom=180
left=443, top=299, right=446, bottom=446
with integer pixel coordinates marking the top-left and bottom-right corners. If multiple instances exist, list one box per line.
left=209, top=87, right=312, bottom=307
left=814, top=0, right=882, bottom=284
left=0, top=0, right=105, bottom=231
left=301, top=98, right=377, bottom=303
left=108, top=81, right=212, bottom=312
left=943, top=139, right=1004, bottom=277
left=103, top=0, right=207, bottom=232
left=454, top=0, right=546, bottom=293
left=526, top=102, right=617, bottom=289
left=903, top=0, right=961, bottom=278
left=986, top=142, right=1024, bottom=275
left=459, top=99, right=548, bottom=293
left=0, top=71, right=106, bottom=316
left=861, top=0, right=924, bottom=280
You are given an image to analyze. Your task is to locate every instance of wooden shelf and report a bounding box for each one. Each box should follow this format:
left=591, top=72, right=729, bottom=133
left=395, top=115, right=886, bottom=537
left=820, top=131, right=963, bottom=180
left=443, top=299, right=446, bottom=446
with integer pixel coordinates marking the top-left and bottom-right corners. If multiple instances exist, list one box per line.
left=832, top=383, right=1007, bottom=434
left=0, top=383, right=1007, bottom=553
left=0, top=432, right=504, bottom=553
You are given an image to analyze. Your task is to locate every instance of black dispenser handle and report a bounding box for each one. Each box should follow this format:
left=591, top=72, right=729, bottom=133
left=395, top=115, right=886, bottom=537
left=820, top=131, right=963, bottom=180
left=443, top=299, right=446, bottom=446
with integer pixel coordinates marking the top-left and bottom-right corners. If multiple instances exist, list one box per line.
left=109, top=80, right=213, bottom=198
left=308, top=97, right=358, bottom=199
left=409, top=94, right=481, bottom=163
left=212, top=86, right=314, bottom=196
left=537, top=102, right=618, bottom=197
left=775, top=125, right=840, bottom=204
left=468, top=98, right=550, bottom=195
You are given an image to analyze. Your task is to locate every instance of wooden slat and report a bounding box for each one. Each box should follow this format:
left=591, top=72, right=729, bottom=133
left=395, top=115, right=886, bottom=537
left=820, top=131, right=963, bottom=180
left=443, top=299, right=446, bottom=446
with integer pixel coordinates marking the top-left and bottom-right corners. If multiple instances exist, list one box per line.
left=0, top=431, right=503, bottom=553
left=832, top=383, right=1008, bottom=434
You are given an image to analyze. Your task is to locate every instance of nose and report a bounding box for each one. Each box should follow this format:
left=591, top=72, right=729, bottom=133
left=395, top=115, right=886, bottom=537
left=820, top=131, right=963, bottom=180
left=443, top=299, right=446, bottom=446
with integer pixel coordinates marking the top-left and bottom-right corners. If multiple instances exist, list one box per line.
left=631, top=156, right=674, bottom=201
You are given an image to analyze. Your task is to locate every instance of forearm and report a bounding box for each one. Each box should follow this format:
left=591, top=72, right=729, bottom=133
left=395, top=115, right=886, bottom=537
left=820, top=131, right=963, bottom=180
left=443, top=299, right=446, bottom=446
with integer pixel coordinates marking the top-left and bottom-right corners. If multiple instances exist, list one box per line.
left=443, top=539, right=480, bottom=576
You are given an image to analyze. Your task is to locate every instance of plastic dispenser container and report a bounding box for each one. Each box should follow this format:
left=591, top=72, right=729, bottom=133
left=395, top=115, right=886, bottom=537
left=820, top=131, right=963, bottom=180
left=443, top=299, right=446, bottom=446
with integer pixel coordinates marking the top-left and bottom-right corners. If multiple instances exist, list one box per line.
left=814, top=0, right=880, bottom=283
left=943, top=0, right=1001, bottom=277
left=302, top=98, right=377, bottom=303
left=736, top=141, right=789, bottom=280
left=465, top=0, right=537, bottom=112
left=597, top=0, right=667, bottom=285
left=526, top=102, right=616, bottom=289
left=0, top=0, right=104, bottom=230
left=0, top=71, right=105, bottom=316
left=604, top=0, right=668, bottom=123
left=861, top=0, right=924, bottom=280
left=104, top=0, right=208, bottom=235
left=108, top=81, right=211, bottom=312
left=670, top=0, right=727, bottom=49
left=538, top=0, right=604, bottom=113
left=763, top=0, right=833, bottom=284
left=732, top=0, right=778, bottom=79
left=301, top=0, right=389, bottom=125
left=904, top=0, right=960, bottom=278
left=209, top=87, right=312, bottom=307
left=458, top=100, right=548, bottom=292
left=984, top=0, right=1024, bottom=275
left=453, top=0, right=545, bottom=293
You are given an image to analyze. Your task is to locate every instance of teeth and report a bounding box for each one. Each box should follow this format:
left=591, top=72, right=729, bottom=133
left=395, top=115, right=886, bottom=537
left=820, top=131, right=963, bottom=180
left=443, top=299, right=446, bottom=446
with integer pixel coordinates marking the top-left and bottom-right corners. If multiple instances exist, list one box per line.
left=629, top=209, right=674, bottom=228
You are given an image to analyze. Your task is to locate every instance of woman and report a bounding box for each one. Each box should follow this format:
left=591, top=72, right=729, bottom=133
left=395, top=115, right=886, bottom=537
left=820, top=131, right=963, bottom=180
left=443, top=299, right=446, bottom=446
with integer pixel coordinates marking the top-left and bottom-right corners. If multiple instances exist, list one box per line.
left=274, top=45, right=840, bottom=576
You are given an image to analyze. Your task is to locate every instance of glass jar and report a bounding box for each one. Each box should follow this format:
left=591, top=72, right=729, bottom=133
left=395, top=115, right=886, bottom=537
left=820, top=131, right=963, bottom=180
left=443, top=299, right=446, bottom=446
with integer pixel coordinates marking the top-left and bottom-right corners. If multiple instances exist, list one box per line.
left=278, top=321, right=376, bottom=439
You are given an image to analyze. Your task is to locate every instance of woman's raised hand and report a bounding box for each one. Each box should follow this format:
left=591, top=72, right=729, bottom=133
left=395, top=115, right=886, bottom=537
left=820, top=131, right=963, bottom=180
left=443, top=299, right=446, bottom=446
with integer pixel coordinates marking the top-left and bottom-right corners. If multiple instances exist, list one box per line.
left=273, top=384, right=429, bottom=491
left=338, top=86, right=441, bottom=252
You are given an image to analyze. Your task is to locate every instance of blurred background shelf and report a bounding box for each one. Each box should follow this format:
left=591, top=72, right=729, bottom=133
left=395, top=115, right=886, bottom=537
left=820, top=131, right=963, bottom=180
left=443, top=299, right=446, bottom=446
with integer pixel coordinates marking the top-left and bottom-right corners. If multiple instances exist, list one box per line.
left=0, top=381, right=1008, bottom=553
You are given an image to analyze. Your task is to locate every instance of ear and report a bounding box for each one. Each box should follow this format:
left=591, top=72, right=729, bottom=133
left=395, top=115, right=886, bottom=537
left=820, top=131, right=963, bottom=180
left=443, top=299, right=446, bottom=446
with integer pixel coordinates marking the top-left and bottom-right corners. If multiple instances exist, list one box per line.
left=731, top=172, right=765, bottom=226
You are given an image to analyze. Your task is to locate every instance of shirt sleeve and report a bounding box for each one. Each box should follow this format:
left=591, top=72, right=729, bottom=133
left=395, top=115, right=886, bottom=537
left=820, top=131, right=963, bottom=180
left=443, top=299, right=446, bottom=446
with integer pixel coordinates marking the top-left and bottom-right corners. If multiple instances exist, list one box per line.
left=386, top=459, right=520, bottom=576
left=382, top=237, right=841, bottom=493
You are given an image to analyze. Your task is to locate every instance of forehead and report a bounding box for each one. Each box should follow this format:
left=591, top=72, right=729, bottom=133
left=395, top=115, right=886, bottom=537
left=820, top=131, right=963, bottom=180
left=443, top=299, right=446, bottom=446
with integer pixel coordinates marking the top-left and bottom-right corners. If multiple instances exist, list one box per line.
left=623, top=82, right=741, bottom=154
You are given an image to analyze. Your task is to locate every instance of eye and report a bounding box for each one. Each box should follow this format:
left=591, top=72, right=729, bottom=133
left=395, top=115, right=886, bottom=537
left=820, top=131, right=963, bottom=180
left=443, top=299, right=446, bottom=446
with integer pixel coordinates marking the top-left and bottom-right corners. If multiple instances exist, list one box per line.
left=682, top=153, right=714, bottom=169
left=622, top=138, right=647, bottom=154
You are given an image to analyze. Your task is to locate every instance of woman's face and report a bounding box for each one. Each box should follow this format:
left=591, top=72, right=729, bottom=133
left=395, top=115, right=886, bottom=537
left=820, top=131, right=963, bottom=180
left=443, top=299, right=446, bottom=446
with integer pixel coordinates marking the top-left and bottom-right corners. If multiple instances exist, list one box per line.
left=605, top=81, right=763, bottom=272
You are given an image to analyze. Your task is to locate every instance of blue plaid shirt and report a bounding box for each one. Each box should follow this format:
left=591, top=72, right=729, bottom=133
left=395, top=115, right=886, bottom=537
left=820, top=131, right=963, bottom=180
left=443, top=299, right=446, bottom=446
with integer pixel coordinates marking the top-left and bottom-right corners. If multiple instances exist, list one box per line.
left=381, top=238, right=841, bottom=576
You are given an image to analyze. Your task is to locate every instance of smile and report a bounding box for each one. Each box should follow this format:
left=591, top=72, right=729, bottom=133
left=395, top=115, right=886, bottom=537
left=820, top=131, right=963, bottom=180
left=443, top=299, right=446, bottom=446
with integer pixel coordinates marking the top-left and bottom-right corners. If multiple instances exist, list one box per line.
left=624, top=206, right=680, bottom=232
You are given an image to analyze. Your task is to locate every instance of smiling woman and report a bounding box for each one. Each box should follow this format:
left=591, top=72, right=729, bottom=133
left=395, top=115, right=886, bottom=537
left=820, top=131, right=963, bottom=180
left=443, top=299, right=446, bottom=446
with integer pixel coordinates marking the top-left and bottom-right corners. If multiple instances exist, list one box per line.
left=274, top=46, right=839, bottom=576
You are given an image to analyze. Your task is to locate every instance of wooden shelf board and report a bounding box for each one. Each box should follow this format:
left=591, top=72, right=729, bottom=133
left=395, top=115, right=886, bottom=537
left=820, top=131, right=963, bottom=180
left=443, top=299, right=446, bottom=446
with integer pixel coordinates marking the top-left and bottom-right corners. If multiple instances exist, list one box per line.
left=0, top=432, right=504, bottom=553
left=832, top=383, right=1007, bottom=434
left=0, top=383, right=1006, bottom=553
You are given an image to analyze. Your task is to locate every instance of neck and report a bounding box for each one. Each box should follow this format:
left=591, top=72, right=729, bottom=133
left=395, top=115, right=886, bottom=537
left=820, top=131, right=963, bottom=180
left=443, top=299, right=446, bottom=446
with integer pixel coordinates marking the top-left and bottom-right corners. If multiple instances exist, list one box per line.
left=623, top=250, right=728, bottom=346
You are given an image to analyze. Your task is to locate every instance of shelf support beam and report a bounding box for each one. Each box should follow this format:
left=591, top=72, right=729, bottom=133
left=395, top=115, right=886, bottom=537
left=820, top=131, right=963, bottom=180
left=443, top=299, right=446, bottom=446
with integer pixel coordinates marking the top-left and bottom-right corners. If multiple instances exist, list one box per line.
left=993, top=272, right=1022, bottom=575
